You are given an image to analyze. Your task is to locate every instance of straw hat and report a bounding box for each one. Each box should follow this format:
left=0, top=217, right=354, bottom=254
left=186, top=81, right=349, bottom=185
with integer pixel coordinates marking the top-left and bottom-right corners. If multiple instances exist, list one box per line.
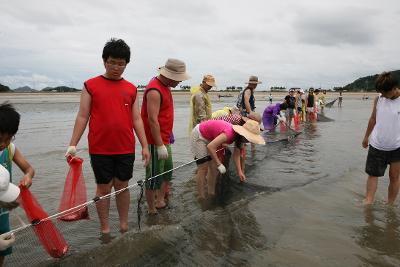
left=202, top=74, right=216, bottom=87
left=247, top=111, right=261, bottom=123
left=158, top=58, right=191, bottom=82
left=232, top=119, right=265, bottom=145
left=246, top=75, right=262, bottom=84
left=0, top=165, right=20, bottom=202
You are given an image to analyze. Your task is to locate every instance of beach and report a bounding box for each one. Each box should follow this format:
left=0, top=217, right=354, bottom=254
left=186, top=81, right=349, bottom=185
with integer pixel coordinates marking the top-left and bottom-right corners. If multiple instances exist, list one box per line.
left=2, top=93, right=398, bottom=267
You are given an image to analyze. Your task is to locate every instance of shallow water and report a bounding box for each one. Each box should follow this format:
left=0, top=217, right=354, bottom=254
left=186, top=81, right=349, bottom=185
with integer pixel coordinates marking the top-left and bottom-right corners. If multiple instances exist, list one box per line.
left=5, top=96, right=400, bottom=267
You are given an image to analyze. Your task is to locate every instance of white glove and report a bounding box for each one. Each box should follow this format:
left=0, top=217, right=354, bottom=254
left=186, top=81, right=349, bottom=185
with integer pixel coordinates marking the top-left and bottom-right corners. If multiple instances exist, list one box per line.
left=156, top=145, right=169, bottom=160
left=217, top=164, right=226, bottom=174
left=65, top=146, right=77, bottom=157
left=0, top=233, right=15, bottom=250
left=276, top=115, right=285, bottom=122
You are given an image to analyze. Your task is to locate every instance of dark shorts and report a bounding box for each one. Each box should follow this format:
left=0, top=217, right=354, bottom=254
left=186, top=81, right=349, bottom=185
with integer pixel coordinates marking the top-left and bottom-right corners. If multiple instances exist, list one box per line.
left=297, top=107, right=302, bottom=112
left=365, top=145, right=400, bottom=177
left=145, top=145, right=173, bottom=190
left=90, top=153, right=135, bottom=184
left=0, top=211, right=12, bottom=256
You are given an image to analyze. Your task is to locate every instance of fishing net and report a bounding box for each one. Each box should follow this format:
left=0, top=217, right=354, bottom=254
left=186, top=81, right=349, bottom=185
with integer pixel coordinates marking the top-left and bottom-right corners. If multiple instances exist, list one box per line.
left=4, top=154, right=199, bottom=266
left=18, top=186, right=69, bottom=259
left=325, top=98, right=337, bottom=108
left=58, top=156, right=89, bottom=221
left=3, top=130, right=303, bottom=266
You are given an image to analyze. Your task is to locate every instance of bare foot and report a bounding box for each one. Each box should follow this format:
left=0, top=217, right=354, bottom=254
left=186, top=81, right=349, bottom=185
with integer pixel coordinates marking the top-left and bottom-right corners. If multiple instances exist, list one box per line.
left=156, top=200, right=167, bottom=209
left=363, top=199, right=373, bottom=205
left=147, top=208, right=158, bottom=215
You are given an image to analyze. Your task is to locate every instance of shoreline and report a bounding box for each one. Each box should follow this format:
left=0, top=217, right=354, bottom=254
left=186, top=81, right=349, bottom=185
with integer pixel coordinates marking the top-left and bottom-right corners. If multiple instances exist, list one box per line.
left=0, top=91, right=379, bottom=104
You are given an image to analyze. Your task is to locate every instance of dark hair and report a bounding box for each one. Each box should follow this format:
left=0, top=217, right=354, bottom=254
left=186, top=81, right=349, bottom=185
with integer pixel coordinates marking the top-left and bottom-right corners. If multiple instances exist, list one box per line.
left=234, top=134, right=246, bottom=148
left=314, top=89, right=320, bottom=93
left=0, top=102, right=20, bottom=136
left=279, top=103, right=288, bottom=110
left=375, top=71, right=398, bottom=93
left=102, top=38, right=131, bottom=63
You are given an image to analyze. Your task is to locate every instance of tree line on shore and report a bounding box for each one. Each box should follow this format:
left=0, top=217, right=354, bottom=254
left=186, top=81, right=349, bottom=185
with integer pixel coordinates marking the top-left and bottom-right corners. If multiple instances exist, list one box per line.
left=1, top=70, right=398, bottom=93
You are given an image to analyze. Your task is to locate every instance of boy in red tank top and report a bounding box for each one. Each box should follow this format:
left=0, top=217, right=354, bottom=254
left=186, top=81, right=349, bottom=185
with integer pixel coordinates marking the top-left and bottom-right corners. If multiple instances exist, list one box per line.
left=66, top=39, right=150, bottom=235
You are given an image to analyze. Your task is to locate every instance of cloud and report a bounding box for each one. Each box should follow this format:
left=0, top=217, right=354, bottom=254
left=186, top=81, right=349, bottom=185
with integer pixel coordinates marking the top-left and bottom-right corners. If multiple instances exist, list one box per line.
left=0, top=0, right=399, bottom=89
left=294, top=7, right=378, bottom=46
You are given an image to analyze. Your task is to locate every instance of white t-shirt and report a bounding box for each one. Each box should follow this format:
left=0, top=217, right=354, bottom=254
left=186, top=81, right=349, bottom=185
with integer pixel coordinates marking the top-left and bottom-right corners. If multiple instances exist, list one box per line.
left=369, top=96, right=400, bottom=151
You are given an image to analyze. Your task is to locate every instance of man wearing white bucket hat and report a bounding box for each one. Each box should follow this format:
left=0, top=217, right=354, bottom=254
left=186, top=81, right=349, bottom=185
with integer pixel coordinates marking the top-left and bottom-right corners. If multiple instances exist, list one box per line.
left=141, top=58, right=190, bottom=215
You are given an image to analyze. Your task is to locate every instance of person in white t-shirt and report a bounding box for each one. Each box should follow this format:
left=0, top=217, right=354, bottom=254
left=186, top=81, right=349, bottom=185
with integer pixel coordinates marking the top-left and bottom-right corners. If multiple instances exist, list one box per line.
left=362, top=72, right=400, bottom=205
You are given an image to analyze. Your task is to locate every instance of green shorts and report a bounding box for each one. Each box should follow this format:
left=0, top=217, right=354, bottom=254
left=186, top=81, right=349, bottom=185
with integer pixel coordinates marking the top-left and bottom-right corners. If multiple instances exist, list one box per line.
left=145, top=144, right=173, bottom=190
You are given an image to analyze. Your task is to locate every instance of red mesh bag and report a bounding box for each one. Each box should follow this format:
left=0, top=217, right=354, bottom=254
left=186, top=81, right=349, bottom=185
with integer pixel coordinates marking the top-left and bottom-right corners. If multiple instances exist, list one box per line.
left=294, top=113, right=300, bottom=130
left=58, top=156, right=89, bottom=221
left=312, top=111, right=317, bottom=122
left=19, top=186, right=69, bottom=258
left=280, top=121, right=287, bottom=132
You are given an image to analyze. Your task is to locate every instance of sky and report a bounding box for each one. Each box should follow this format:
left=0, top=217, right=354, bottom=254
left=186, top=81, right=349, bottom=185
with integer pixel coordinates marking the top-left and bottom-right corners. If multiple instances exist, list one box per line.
left=0, top=0, right=399, bottom=90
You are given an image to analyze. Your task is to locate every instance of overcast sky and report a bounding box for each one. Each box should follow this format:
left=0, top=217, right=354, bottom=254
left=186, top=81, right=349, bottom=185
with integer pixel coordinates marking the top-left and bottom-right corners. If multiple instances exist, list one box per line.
left=0, top=0, right=399, bottom=90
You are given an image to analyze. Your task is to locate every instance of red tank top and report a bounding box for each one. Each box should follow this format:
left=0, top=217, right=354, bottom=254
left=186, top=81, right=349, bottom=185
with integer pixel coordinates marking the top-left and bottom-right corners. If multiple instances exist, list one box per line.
left=85, top=75, right=137, bottom=154
left=141, top=77, right=174, bottom=144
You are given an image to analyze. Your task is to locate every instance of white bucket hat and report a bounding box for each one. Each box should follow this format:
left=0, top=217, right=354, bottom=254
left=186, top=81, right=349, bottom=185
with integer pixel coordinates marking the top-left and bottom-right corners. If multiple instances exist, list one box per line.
left=0, top=165, right=20, bottom=202
left=232, top=119, right=265, bottom=145
left=158, top=58, right=191, bottom=82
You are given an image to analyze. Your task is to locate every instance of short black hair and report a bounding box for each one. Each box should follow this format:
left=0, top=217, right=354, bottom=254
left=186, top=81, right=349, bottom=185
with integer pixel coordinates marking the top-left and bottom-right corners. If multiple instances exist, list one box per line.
left=102, top=38, right=131, bottom=63
left=0, top=102, right=20, bottom=136
left=375, top=71, right=399, bottom=93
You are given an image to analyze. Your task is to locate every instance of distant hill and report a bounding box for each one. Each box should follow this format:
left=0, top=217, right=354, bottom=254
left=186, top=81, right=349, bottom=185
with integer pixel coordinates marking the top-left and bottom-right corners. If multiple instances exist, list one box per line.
left=13, top=86, right=38, bottom=93
left=0, top=83, right=11, bottom=92
left=41, top=86, right=81, bottom=92
left=344, top=70, right=400, bottom=91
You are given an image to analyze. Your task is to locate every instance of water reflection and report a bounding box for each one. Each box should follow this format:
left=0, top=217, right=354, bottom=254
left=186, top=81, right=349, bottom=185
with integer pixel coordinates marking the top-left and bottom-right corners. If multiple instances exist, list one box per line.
left=357, top=206, right=400, bottom=262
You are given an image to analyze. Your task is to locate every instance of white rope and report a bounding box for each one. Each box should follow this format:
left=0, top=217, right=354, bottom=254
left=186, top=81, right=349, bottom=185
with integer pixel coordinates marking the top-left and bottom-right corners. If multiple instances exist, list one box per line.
left=9, top=148, right=225, bottom=233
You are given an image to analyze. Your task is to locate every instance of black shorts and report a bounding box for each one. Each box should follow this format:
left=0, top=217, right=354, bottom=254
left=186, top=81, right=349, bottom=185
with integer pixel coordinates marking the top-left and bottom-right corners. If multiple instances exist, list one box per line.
left=365, top=145, right=400, bottom=177
left=297, top=107, right=302, bottom=112
left=90, top=153, right=135, bottom=184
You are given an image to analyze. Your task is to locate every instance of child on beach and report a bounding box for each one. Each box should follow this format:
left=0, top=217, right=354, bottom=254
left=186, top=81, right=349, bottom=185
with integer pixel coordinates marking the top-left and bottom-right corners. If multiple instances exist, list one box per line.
left=0, top=102, right=35, bottom=266
left=262, top=102, right=288, bottom=130
left=191, top=119, right=265, bottom=199
left=338, top=91, right=343, bottom=107
left=362, top=72, right=400, bottom=205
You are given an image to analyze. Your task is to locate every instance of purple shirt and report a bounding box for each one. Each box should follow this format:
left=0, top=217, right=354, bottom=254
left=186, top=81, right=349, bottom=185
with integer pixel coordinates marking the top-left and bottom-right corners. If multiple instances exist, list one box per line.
left=199, top=120, right=236, bottom=144
left=263, top=103, right=281, bottom=118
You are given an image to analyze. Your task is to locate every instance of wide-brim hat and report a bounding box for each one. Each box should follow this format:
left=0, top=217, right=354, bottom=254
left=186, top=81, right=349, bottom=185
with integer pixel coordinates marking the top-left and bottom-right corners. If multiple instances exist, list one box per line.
left=247, top=112, right=261, bottom=123
left=158, top=58, right=191, bottom=82
left=246, top=75, right=262, bottom=84
left=203, top=74, right=216, bottom=87
left=0, top=165, right=20, bottom=202
left=232, top=119, right=265, bottom=145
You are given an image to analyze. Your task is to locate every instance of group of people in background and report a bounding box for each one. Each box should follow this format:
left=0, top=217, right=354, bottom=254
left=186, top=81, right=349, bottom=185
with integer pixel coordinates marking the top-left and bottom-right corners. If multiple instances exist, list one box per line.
left=0, top=37, right=398, bottom=266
